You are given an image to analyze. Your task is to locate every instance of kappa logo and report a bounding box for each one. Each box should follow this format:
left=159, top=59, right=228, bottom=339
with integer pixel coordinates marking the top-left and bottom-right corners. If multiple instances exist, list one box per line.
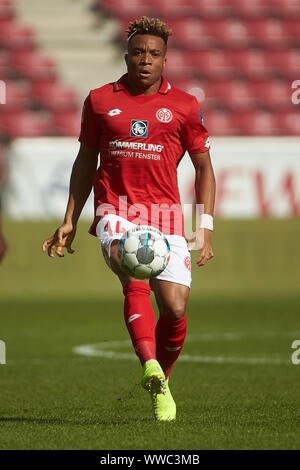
left=130, top=120, right=148, bottom=138
left=156, top=108, right=173, bottom=123
left=128, top=314, right=142, bottom=324
left=108, top=109, right=122, bottom=117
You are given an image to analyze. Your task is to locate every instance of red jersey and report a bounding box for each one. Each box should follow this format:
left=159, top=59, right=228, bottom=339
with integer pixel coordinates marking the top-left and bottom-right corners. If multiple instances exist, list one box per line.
left=79, top=74, right=210, bottom=236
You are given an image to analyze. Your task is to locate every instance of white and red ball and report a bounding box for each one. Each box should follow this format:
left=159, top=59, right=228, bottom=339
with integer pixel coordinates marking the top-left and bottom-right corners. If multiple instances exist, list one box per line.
left=117, top=226, right=170, bottom=279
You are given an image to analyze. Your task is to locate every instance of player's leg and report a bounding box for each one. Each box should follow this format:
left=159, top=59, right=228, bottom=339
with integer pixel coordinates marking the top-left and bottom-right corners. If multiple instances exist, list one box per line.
left=147, top=235, right=191, bottom=421
left=145, top=279, right=189, bottom=420
left=151, top=279, right=189, bottom=379
left=102, top=225, right=165, bottom=394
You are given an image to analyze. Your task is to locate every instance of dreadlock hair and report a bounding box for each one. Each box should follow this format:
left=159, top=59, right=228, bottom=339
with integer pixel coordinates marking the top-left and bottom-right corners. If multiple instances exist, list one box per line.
left=126, top=16, right=172, bottom=46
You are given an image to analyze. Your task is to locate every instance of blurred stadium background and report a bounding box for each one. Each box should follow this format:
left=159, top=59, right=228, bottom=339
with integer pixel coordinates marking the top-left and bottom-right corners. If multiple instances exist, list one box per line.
left=0, top=0, right=300, bottom=450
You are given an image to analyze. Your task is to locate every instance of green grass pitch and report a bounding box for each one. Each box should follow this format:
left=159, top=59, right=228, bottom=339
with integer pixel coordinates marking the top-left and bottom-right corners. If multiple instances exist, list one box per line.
left=0, top=219, right=300, bottom=449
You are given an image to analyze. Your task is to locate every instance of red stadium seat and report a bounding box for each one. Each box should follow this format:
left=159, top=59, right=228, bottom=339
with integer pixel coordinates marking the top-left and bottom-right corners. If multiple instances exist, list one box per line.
left=230, top=0, right=272, bottom=17
left=31, top=82, right=79, bottom=112
left=170, top=78, right=210, bottom=107
left=3, top=80, right=33, bottom=110
left=268, top=48, right=300, bottom=79
left=231, top=49, right=274, bottom=79
left=0, top=20, right=35, bottom=51
left=0, top=0, right=15, bottom=20
left=247, top=19, right=293, bottom=48
left=204, top=110, right=240, bottom=136
left=0, top=50, right=11, bottom=79
left=164, top=49, right=195, bottom=79
left=212, top=19, right=252, bottom=48
left=152, top=0, right=194, bottom=17
left=278, top=111, right=300, bottom=135
left=253, top=80, right=293, bottom=110
left=273, top=0, right=300, bottom=17
left=237, top=111, right=281, bottom=136
left=98, top=0, right=154, bottom=17
left=11, top=50, right=57, bottom=82
left=1, top=110, right=54, bottom=138
left=191, top=0, right=233, bottom=18
left=53, top=111, right=82, bottom=137
left=214, top=80, right=257, bottom=110
left=168, top=18, right=215, bottom=49
left=194, top=49, right=236, bottom=79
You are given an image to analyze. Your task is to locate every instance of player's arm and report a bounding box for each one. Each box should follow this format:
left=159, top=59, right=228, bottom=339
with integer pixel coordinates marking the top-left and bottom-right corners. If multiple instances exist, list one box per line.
left=0, top=214, right=7, bottom=263
left=0, top=188, right=7, bottom=262
left=190, top=150, right=216, bottom=267
left=42, top=143, right=99, bottom=258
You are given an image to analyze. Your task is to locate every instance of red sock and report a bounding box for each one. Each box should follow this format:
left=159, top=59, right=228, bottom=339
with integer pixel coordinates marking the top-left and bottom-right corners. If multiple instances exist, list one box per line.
left=155, top=313, right=187, bottom=380
left=123, top=281, right=156, bottom=366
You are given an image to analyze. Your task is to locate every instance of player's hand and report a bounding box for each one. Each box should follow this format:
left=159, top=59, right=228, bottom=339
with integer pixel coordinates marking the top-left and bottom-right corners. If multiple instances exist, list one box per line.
left=42, top=222, right=76, bottom=258
left=197, top=229, right=214, bottom=267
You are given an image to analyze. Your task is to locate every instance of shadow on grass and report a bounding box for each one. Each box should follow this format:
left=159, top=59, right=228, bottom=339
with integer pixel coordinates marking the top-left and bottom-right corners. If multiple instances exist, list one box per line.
left=0, top=416, right=154, bottom=425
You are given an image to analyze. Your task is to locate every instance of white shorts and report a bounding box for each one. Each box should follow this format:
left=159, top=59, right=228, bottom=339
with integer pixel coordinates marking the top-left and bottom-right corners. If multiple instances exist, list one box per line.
left=96, top=214, right=192, bottom=288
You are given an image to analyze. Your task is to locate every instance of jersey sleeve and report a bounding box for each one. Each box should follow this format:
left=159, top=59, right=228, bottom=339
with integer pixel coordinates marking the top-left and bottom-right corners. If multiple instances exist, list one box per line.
left=78, top=93, right=101, bottom=148
left=181, top=96, right=210, bottom=154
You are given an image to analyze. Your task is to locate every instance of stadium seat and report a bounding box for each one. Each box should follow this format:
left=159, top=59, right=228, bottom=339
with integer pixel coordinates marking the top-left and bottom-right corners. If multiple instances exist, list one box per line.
left=237, top=110, right=280, bottom=136
left=278, top=111, right=300, bottom=135
left=53, top=111, right=82, bottom=137
left=211, top=19, right=252, bottom=48
left=11, top=50, right=57, bottom=82
left=98, top=0, right=154, bottom=17
left=152, top=0, right=194, bottom=17
left=0, top=0, right=15, bottom=20
left=253, top=80, right=293, bottom=110
left=170, top=78, right=209, bottom=106
left=31, top=82, right=79, bottom=112
left=168, top=18, right=215, bottom=49
left=1, top=110, right=54, bottom=138
left=0, top=50, right=11, bottom=79
left=204, top=110, right=240, bottom=136
left=231, top=49, right=273, bottom=79
left=191, top=0, right=233, bottom=18
left=214, top=80, right=257, bottom=110
left=0, top=20, right=36, bottom=51
left=164, top=49, right=195, bottom=79
left=273, top=0, right=300, bottom=17
left=268, top=48, right=300, bottom=79
left=247, top=19, right=293, bottom=48
left=194, top=49, right=236, bottom=79
left=230, top=0, right=272, bottom=17
left=3, top=80, right=33, bottom=110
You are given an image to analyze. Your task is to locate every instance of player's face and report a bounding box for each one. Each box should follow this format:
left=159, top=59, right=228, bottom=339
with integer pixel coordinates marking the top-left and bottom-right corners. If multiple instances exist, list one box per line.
left=125, top=34, right=166, bottom=94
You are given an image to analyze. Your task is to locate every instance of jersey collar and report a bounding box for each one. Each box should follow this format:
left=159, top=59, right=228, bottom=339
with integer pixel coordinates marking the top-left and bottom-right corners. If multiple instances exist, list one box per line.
left=113, top=74, right=171, bottom=94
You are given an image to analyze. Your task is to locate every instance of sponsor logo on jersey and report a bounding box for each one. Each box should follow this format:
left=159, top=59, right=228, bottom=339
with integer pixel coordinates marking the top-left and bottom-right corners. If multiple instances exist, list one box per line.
left=156, top=108, right=173, bottom=123
left=107, top=108, right=122, bottom=116
left=109, top=140, right=164, bottom=152
left=184, top=255, right=192, bottom=271
left=131, top=120, right=148, bottom=138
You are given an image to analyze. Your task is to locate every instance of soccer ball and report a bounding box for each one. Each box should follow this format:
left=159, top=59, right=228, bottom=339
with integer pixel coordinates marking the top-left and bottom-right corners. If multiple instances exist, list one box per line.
left=117, top=226, right=170, bottom=279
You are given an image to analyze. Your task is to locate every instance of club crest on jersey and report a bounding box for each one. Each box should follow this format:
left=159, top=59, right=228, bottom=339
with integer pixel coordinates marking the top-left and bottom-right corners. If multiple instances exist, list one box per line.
left=156, top=108, right=173, bottom=123
left=130, top=120, right=148, bottom=138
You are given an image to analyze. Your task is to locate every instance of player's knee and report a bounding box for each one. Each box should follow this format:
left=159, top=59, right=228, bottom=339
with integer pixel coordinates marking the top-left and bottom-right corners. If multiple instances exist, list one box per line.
left=161, top=303, right=186, bottom=321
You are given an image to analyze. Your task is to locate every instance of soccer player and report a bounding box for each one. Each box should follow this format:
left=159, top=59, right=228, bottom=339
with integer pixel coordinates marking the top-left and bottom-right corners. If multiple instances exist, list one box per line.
left=42, top=17, right=215, bottom=421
